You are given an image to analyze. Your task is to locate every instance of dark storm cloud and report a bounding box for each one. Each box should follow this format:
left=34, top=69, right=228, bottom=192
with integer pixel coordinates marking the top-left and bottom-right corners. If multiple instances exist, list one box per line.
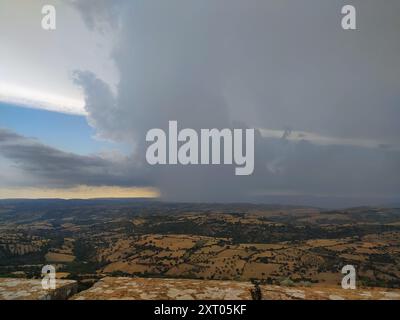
left=67, top=1, right=400, bottom=203
left=72, top=0, right=400, bottom=140
left=0, top=128, right=151, bottom=188
left=0, top=129, right=22, bottom=142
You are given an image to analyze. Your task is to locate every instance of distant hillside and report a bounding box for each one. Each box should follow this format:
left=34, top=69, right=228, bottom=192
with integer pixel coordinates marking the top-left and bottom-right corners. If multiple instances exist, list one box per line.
left=1, top=201, right=399, bottom=289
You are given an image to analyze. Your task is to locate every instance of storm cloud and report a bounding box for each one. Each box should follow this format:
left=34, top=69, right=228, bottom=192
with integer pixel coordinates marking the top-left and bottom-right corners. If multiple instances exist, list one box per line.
left=0, top=128, right=151, bottom=188
left=66, top=0, right=400, bottom=205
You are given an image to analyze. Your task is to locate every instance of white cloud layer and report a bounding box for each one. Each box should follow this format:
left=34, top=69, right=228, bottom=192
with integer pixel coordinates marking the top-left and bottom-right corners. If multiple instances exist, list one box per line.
left=0, top=82, right=86, bottom=115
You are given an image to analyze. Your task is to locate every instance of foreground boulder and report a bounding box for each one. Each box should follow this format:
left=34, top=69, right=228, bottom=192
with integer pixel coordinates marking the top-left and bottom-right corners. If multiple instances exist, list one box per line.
left=73, top=277, right=253, bottom=300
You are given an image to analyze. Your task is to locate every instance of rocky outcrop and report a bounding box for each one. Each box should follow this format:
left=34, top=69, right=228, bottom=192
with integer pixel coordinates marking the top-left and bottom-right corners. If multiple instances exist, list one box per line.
left=71, top=277, right=400, bottom=300
left=2, top=277, right=400, bottom=300
left=0, top=278, right=77, bottom=300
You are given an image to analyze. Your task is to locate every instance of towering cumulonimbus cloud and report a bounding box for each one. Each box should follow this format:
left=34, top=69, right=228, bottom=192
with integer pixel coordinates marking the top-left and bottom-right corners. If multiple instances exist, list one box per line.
left=66, top=1, right=400, bottom=204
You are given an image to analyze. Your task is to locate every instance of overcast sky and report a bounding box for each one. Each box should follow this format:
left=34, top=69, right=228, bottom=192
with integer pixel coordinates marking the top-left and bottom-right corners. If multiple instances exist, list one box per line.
left=0, top=0, right=399, bottom=207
